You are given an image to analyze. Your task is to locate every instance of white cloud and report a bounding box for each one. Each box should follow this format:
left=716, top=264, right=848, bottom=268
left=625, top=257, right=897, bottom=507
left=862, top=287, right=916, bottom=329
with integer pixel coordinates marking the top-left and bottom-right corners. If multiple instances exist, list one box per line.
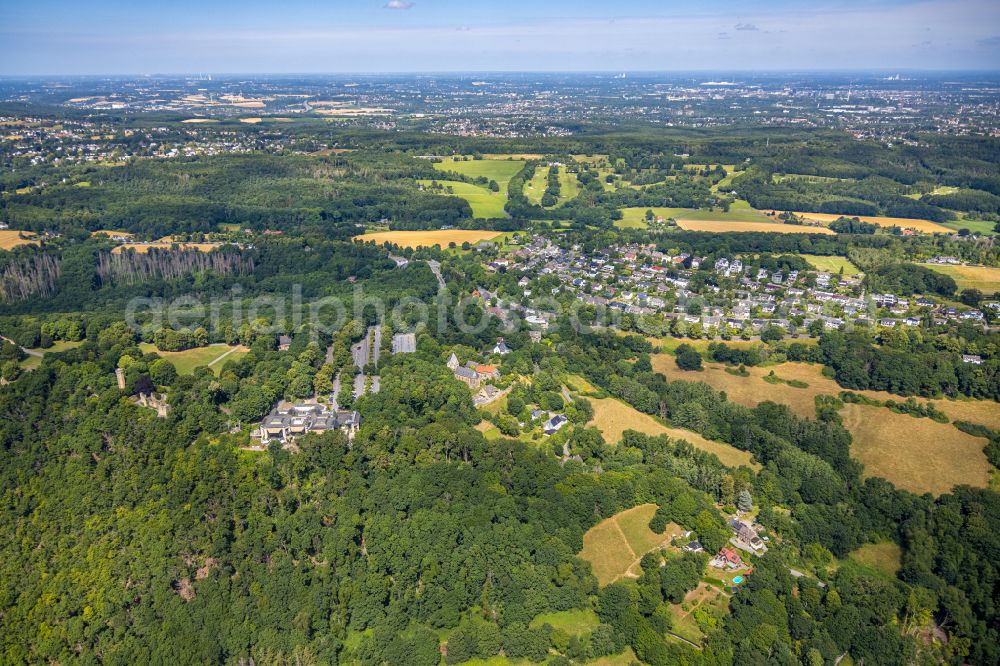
left=384, top=1, right=414, bottom=9
left=735, top=23, right=759, bottom=31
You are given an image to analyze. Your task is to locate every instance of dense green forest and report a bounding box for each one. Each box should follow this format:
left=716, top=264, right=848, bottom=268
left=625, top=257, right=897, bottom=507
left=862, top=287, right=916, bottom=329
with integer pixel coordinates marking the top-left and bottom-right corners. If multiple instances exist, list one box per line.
left=3, top=120, right=1000, bottom=666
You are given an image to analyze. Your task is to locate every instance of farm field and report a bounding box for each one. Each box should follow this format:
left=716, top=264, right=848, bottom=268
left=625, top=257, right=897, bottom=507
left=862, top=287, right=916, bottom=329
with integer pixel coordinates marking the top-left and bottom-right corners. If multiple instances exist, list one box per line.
left=782, top=211, right=953, bottom=234
left=112, top=242, right=223, bottom=254
left=138, top=343, right=249, bottom=375
left=587, top=397, right=758, bottom=469
left=920, top=263, right=1000, bottom=294
left=677, top=219, right=836, bottom=235
left=652, top=356, right=1000, bottom=430
left=842, top=403, right=990, bottom=495
left=417, top=179, right=508, bottom=218
left=0, top=230, right=40, bottom=249
left=848, top=543, right=902, bottom=577
left=799, top=254, right=862, bottom=275
left=355, top=229, right=504, bottom=249
left=578, top=504, right=683, bottom=586
left=619, top=205, right=772, bottom=226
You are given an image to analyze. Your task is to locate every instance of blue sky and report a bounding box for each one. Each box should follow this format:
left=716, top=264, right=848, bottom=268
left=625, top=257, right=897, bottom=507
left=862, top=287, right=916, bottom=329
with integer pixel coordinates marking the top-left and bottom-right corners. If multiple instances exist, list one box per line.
left=2, top=0, right=999, bottom=74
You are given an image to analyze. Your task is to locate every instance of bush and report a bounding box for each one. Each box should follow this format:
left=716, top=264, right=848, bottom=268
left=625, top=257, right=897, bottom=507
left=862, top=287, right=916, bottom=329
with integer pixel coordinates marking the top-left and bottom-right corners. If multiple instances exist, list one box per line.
left=675, top=344, right=703, bottom=371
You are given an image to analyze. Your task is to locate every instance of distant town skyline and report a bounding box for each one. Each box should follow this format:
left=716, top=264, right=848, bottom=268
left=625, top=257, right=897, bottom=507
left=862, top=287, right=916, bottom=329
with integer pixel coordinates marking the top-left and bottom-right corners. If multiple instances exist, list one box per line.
left=3, top=0, right=999, bottom=75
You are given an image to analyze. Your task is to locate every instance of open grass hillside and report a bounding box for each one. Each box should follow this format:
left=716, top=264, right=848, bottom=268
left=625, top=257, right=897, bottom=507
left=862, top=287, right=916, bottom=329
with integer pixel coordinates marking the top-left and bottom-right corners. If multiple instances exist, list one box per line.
left=139, top=343, right=249, bottom=376
left=842, top=403, right=991, bottom=495
left=416, top=180, right=508, bottom=219
left=0, top=230, right=40, bottom=250
left=523, top=165, right=580, bottom=207
left=652, top=356, right=1000, bottom=430
left=578, top=504, right=683, bottom=586
left=431, top=157, right=525, bottom=187
left=587, top=397, right=758, bottom=469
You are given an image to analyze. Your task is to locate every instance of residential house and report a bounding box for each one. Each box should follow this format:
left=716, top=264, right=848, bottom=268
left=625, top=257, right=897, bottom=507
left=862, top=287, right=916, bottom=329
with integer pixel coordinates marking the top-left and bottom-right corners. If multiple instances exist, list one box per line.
left=544, top=414, right=569, bottom=435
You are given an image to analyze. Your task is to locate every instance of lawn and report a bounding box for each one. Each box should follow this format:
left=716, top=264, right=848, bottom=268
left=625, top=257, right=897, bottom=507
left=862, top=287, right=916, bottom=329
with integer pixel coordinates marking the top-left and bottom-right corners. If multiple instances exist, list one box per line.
left=354, top=229, right=504, bottom=249
left=842, top=403, right=991, bottom=495
left=848, top=543, right=902, bottom=577
left=20, top=340, right=85, bottom=371
left=587, top=397, right=758, bottom=469
left=921, top=263, right=1000, bottom=295
left=138, top=343, right=249, bottom=375
left=799, top=254, right=861, bottom=275
left=578, top=504, right=683, bottom=585
left=417, top=179, right=509, bottom=218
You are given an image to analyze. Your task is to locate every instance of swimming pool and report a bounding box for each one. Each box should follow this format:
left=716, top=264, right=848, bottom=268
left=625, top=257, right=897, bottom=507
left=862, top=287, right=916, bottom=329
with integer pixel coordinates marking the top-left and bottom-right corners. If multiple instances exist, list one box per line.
left=732, top=576, right=744, bottom=584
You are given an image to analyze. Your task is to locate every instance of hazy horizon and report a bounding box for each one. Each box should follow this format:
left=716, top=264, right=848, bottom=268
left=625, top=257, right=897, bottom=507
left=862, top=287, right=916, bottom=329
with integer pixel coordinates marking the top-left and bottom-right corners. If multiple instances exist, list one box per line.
left=4, top=0, right=999, bottom=76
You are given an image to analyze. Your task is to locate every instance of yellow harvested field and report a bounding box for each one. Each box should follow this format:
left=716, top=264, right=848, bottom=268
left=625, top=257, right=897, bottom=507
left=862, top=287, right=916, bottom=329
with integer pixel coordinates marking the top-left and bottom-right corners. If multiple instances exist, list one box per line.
left=783, top=211, right=952, bottom=234
left=921, top=264, right=1000, bottom=295
left=0, top=230, right=39, bottom=249
left=112, top=242, right=222, bottom=254
left=652, top=357, right=1000, bottom=430
left=588, top=397, right=758, bottom=469
left=180, top=118, right=219, bottom=124
left=842, top=403, right=990, bottom=495
left=239, top=117, right=263, bottom=124
left=579, top=504, right=683, bottom=585
left=91, top=229, right=133, bottom=238
left=676, top=219, right=835, bottom=235
left=353, top=230, right=503, bottom=249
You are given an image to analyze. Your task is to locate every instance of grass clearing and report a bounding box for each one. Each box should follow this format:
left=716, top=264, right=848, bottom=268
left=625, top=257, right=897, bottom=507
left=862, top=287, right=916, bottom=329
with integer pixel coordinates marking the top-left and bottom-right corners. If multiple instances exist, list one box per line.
left=849, top=543, right=902, bottom=577
left=920, top=264, right=1000, bottom=295
left=354, top=229, right=504, bottom=249
left=579, top=504, right=682, bottom=585
left=0, top=230, right=40, bottom=249
left=524, top=166, right=580, bottom=207
left=588, top=397, right=758, bottom=469
left=843, top=403, right=990, bottom=495
left=784, top=211, right=953, bottom=234
left=529, top=608, right=600, bottom=635
left=432, top=157, right=525, bottom=188
left=942, top=218, right=997, bottom=236
left=418, top=179, right=508, bottom=219
left=799, top=254, right=861, bottom=275
left=138, top=343, right=249, bottom=376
